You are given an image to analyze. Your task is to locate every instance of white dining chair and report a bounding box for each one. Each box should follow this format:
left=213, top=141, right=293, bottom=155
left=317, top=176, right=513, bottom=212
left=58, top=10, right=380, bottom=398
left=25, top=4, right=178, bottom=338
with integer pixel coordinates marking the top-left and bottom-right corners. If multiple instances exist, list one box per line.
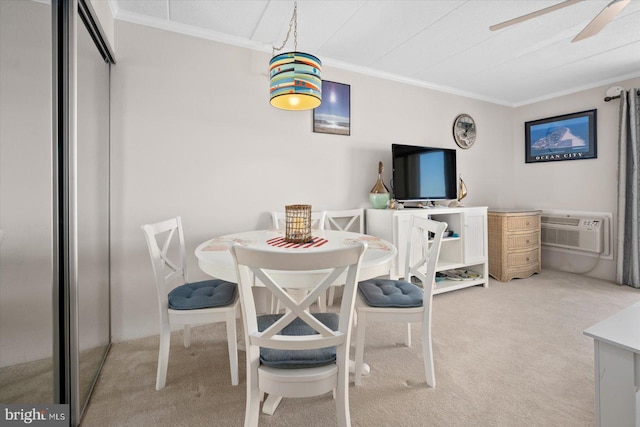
left=354, top=216, right=446, bottom=387
left=270, top=209, right=328, bottom=312
left=230, top=242, right=367, bottom=427
left=142, top=216, right=239, bottom=390
left=323, top=208, right=365, bottom=307
left=324, top=208, right=364, bottom=234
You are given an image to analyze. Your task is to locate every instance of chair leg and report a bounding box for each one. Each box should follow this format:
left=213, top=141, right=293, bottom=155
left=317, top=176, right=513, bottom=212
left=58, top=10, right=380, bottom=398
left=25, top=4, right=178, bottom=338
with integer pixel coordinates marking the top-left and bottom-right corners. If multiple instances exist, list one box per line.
left=421, top=324, right=435, bottom=388
left=183, top=324, right=191, bottom=348
left=354, top=311, right=367, bottom=386
left=327, top=287, right=336, bottom=307
left=317, top=294, right=327, bottom=312
left=226, top=310, right=239, bottom=386
left=156, top=325, right=171, bottom=390
left=245, top=355, right=261, bottom=427
left=335, top=352, right=351, bottom=427
left=270, top=293, right=280, bottom=314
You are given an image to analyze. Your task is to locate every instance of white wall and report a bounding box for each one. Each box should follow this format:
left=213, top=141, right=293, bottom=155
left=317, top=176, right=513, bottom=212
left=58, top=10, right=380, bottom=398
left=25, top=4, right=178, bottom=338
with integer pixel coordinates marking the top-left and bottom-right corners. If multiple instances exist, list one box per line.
left=510, top=76, right=640, bottom=280
left=110, top=19, right=638, bottom=342
left=110, top=21, right=513, bottom=341
left=0, top=0, right=53, bottom=367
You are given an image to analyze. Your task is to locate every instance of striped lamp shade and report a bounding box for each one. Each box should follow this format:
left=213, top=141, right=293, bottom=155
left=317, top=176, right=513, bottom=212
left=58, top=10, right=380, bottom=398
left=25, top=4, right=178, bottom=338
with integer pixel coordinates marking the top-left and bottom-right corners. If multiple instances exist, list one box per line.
left=269, top=52, right=322, bottom=110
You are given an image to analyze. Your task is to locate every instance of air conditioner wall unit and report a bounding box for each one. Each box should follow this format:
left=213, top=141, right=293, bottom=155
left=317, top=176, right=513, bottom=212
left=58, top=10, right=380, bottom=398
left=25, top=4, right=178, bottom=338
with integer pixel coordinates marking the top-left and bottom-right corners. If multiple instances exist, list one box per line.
left=540, top=215, right=603, bottom=254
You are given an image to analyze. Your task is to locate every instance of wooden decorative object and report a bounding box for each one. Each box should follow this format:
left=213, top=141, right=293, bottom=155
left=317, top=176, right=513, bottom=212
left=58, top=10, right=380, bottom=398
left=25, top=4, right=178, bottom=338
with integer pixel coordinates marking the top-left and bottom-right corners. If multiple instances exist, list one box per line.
left=285, top=204, right=312, bottom=243
left=369, top=161, right=390, bottom=209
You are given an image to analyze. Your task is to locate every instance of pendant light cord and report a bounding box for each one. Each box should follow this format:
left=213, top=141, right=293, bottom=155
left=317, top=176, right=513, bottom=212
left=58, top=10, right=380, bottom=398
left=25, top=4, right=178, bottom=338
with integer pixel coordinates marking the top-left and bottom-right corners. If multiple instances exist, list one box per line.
left=272, top=1, right=298, bottom=56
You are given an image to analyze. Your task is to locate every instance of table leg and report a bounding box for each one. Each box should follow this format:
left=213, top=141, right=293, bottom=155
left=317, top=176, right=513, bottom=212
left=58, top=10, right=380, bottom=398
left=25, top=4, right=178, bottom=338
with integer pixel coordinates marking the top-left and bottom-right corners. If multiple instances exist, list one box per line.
left=262, top=394, right=283, bottom=415
left=260, top=362, right=370, bottom=416
left=349, top=360, right=370, bottom=376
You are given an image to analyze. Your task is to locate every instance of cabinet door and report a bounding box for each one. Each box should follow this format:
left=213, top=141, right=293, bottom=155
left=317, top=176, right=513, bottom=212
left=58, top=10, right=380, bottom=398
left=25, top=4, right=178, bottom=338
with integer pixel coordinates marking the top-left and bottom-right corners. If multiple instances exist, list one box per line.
left=464, top=210, right=487, bottom=264
left=365, top=209, right=394, bottom=243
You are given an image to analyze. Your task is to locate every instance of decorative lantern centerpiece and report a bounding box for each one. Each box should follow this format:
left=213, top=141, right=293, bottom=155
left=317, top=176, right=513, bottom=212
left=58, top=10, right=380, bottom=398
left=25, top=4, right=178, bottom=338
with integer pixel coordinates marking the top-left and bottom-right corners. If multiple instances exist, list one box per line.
left=285, top=204, right=312, bottom=243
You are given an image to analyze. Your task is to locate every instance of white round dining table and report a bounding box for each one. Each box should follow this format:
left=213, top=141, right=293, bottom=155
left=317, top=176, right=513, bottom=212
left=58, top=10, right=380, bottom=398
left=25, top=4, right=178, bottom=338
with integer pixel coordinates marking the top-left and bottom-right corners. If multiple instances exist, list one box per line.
left=195, top=228, right=397, bottom=286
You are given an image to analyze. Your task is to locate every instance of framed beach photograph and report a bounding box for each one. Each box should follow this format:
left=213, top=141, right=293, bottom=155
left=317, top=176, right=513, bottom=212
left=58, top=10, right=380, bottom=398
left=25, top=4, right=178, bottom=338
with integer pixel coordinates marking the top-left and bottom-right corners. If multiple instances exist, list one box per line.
left=525, top=109, right=597, bottom=163
left=313, top=81, right=350, bottom=136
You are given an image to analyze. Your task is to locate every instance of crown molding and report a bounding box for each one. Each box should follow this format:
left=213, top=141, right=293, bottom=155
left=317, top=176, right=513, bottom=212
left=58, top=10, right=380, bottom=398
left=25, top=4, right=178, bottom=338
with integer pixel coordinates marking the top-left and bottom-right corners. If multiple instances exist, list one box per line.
left=114, top=9, right=272, bottom=53
left=512, top=70, right=640, bottom=107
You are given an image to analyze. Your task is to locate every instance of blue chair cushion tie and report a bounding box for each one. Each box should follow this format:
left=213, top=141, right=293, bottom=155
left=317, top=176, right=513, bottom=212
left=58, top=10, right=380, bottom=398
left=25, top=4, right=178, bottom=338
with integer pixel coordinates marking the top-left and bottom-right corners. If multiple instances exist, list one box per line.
left=358, top=279, right=423, bottom=308
left=257, top=313, right=338, bottom=369
left=168, top=279, right=237, bottom=310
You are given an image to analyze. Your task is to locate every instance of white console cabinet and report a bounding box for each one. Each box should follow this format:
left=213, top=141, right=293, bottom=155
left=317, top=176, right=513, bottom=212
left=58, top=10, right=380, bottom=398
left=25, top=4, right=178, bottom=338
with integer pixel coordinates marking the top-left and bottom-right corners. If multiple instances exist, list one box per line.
left=366, top=206, right=489, bottom=294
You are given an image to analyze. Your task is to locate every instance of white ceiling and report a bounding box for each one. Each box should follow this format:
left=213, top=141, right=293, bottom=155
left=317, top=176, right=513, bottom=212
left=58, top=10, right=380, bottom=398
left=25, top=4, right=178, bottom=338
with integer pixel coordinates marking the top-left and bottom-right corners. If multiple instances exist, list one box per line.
left=110, top=0, right=640, bottom=107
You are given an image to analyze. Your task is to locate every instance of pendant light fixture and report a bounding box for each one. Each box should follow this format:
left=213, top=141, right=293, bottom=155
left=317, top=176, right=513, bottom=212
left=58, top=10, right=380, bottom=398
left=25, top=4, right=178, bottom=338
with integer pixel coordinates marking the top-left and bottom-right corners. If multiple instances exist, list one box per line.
left=269, top=1, right=322, bottom=111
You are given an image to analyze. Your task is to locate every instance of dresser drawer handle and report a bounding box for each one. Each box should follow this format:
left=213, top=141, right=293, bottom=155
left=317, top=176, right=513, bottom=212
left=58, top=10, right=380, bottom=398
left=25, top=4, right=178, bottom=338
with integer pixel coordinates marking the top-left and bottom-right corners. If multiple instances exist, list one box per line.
left=526, top=257, right=530, bottom=261
left=526, top=222, right=530, bottom=226
left=526, top=240, right=530, bottom=243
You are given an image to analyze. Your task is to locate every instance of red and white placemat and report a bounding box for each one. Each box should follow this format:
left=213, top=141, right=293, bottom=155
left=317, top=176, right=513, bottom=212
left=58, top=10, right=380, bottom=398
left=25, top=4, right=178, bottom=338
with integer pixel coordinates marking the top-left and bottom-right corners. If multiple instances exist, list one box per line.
left=266, top=236, right=329, bottom=249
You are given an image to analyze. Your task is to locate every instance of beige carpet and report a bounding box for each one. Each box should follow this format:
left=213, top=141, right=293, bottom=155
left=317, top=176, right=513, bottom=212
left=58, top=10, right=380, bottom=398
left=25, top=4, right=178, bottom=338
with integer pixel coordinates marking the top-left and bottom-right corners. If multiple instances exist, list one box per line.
left=81, top=270, right=640, bottom=426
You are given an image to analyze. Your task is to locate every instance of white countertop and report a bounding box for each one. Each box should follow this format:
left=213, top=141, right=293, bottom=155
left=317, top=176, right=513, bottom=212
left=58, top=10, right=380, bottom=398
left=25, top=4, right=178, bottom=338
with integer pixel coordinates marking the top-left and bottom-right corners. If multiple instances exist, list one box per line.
left=583, top=301, right=640, bottom=353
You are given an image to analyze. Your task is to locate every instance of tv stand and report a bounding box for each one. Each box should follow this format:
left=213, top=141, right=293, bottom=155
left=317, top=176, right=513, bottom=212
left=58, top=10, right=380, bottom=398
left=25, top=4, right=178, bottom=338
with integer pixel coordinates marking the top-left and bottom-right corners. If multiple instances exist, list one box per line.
left=402, top=201, right=435, bottom=209
left=366, top=207, right=488, bottom=295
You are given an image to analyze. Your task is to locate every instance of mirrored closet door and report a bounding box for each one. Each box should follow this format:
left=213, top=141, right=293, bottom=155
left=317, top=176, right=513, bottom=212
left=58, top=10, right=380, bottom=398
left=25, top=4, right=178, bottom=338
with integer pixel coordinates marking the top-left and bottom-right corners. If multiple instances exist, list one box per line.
left=76, top=1, right=112, bottom=417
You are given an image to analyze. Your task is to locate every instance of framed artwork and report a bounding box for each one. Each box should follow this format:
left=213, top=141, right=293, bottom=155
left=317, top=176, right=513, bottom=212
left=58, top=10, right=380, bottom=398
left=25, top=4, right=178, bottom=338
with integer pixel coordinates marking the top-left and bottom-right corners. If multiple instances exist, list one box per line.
left=525, top=109, right=597, bottom=163
left=313, top=81, right=350, bottom=136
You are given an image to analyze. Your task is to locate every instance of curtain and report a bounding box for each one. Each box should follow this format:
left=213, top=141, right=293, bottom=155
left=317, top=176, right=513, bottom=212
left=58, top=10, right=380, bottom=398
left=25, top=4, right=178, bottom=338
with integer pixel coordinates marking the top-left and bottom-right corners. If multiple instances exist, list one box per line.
left=616, top=88, right=640, bottom=288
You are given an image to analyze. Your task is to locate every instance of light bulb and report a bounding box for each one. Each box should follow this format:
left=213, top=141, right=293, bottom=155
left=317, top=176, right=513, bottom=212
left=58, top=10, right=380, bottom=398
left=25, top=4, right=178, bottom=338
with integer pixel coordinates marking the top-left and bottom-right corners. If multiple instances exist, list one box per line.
left=288, top=96, right=300, bottom=106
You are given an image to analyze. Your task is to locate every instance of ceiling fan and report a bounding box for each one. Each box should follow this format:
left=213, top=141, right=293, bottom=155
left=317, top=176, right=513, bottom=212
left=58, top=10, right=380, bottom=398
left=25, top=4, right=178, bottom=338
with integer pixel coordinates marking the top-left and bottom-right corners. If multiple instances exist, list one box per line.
left=489, top=0, right=631, bottom=42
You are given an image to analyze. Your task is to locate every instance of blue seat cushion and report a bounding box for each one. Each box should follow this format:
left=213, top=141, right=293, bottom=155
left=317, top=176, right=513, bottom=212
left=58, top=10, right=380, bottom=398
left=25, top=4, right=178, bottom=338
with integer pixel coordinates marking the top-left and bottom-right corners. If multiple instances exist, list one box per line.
left=168, top=279, right=237, bottom=310
left=358, top=279, right=423, bottom=308
left=257, top=313, right=338, bottom=369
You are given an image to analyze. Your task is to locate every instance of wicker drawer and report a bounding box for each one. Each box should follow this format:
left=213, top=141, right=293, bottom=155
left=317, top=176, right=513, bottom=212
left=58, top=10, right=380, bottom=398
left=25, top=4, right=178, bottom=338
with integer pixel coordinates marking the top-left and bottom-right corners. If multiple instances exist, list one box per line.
left=506, top=215, right=539, bottom=232
left=507, top=248, right=539, bottom=268
left=488, top=209, right=541, bottom=282
left=506, top=232, right=539, bottom=251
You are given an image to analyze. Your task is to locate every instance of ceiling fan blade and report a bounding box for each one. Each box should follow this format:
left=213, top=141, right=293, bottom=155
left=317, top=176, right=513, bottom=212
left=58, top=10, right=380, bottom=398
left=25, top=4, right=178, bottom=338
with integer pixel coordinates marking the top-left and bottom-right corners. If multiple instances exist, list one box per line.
left=490, top=0, right=582, bottom=31
left=572, top=0, right=630, bottom=42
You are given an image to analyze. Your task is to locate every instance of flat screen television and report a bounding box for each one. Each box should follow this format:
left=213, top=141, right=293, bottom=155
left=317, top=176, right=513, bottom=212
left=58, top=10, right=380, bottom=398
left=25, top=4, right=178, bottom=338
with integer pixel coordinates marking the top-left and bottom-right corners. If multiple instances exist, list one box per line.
left=391, top=144, right=457, bottom=202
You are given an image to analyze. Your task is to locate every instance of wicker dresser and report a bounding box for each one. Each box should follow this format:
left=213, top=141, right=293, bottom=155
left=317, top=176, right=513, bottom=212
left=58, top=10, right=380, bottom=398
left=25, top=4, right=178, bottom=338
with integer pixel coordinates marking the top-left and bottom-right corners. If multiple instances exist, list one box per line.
left=488, top=209, right=541, bottom=282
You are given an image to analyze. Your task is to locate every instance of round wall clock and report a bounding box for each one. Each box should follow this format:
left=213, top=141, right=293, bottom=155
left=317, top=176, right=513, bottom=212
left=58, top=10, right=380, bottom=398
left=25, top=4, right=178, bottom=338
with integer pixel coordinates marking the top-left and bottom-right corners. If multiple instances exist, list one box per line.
left=453, top=114, right=476, bottom=149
